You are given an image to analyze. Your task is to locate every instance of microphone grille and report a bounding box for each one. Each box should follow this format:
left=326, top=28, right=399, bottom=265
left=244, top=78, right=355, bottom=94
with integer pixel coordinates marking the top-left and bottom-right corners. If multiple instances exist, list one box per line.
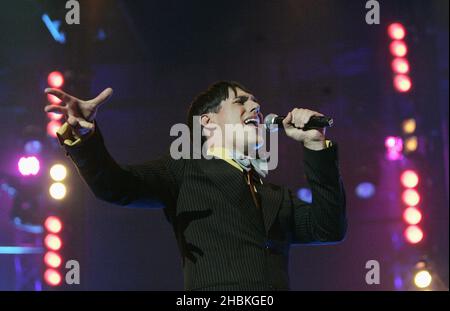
left=264, top=113, right=279, bottom=131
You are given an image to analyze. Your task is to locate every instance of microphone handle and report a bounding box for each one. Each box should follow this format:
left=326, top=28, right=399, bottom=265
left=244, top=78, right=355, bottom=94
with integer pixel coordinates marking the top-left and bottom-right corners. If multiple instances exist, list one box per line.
left=274, top=115, right=333, bottom=130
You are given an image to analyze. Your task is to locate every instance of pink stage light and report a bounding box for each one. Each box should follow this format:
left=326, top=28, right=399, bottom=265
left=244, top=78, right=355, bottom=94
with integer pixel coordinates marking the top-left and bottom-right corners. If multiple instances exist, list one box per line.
left=390, top=41, right=408, bottom=57
left=47, top=71, right=64, bottom=88
left=388, top=23, right=406, bottom=40
left=18, top=156, right=40, bottom=176
left=391, top=58, right=410, bottom=74
left=394, top=74, right=412, bottom=92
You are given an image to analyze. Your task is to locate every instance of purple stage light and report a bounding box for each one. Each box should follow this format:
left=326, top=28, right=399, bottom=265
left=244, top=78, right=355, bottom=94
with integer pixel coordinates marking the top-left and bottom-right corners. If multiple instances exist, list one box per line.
left=24, top=140, right=43, bottom=155
left=386, top=149, right=403, bottom=161
left=297, top=187, right=312, bottom=203
left=355, top=182, right=376, bottom=199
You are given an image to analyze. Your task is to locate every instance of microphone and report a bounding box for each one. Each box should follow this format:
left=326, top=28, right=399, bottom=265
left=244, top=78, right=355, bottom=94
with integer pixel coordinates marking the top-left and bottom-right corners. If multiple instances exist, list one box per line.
left=264, top=113, right=333, bottom=132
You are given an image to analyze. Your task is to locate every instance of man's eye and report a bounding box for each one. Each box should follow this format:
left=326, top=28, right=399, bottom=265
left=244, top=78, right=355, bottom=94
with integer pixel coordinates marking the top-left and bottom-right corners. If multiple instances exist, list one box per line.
left=235, top=97, right=247, bottom=104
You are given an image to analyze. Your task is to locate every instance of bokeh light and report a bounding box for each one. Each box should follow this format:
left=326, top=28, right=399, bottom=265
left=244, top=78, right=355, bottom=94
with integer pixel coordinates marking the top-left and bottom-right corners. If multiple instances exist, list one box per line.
left=403, top=207, right=422, bottom=225
left=402, top=118, right=416, bottom=134
left=47, top=93, right=62, bottom=105
left=44, top=251, right=62, bottom=268
left=404, top=225, right=424, bottom=244
left=400, top=170, right=419, bottom=188
left=49, top=182, right=67, bottom=200
left=50, top=164, right=67, bottom=182
left=385, top=136, right=403, bottom=151
left=391, top=58, right=410, bottom=74
left=18, top=156, right=40, bottom=176
left=386, top=149, right=403, bottom=161
left=355, top=182, right=376, bottom=199
left=44, top=216, right=63, bottom=234
left=388, top=23, right=406, bottom=40
left=47, top=120, right=62, bottom=138
left=414, top=270, right=432, bottom=289
left=44, top=234, right=62, bottom=251
left=297, top=188, right=312, bottom=203
left=390, top=40, right=408, bottom=57
left=47, top=112, right=63, bottom=121
left=404, top=136, right=418, bottom=152
left=47, top=71, right=64, bottom=88
left=402, top=189, right=421, bottom=206
left=24, top=140, right=43, bottom=155
left=44, top=268, right=62, bottom=286
left=393, top=74, right=412, bottom=92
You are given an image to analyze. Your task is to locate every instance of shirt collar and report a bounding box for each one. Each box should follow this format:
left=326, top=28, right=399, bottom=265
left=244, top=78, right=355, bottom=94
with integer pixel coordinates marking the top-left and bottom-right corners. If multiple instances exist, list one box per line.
left=206, top=146, right=268, bottom=178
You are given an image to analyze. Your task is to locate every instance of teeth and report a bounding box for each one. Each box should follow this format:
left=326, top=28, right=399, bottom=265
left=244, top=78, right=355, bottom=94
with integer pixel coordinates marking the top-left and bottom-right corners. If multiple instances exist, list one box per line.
left=244, top=118, right=259, bottom=125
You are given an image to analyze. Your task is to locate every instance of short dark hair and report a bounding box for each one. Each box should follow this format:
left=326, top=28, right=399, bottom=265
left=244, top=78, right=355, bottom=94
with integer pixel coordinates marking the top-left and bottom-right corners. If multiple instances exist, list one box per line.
left=187, top=81, right=250, bottom=131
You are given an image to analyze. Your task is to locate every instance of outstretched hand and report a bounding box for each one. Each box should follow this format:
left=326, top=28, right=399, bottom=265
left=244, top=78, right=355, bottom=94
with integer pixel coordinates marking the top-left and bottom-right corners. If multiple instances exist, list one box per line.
left=44, top=87, right=113, bottom=136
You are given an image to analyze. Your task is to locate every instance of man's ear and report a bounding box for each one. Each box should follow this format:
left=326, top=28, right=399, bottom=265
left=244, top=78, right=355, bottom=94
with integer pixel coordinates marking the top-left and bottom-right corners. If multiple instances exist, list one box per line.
left=200, top=114, right=211, bottom=128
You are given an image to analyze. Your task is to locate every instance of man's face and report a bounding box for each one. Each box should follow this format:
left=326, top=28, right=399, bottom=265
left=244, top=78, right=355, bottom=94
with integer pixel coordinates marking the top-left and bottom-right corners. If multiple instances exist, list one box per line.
left=201, top=87, right=264, bottom=154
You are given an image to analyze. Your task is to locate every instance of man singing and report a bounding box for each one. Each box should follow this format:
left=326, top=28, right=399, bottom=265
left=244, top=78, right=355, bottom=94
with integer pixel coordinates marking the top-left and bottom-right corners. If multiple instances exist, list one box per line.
left=44, top=81, right=347, bottom=291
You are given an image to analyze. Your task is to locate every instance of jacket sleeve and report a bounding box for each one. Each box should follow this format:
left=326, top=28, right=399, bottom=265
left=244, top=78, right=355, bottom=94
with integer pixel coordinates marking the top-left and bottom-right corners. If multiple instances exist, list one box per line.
left=289, top=143, right=347, bottom=244
left=59, top=123, right=178, bottom=209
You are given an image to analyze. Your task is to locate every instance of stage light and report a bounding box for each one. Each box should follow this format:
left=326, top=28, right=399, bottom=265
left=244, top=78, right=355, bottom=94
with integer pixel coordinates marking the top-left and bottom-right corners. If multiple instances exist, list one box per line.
left=385, top=136, right=396, bottom=148
left=50, top=164, right=67, bottom=182
left=44, top=234, right=62, bottom=251
left=386, top=149, right=403, bottom=161
left=402, top=189, right=420, bottom=206
left=394, top=74, right=412, bottom=92
left=355, top=182, right=376, bottom=199
left=47, top=71, right=64, bottom=88
left=394, top=275, right=404, bottom=290
left=47, top=112, right=63, bottom=121
left=404, top=225, right=424, bottom=244
left=18, top=156, right=40, bottom=176
left=388, top=23, right=406, bottom=40
left=391, top=58, right=410, bottom=74
left=400, top=170, right=419, bottom=188
left=404, top=136, right=418, bottom=152
left=385, top=136, right=403, bottom=151
left=47, top=120, right=61, bottom=138
left=297, top=187, right=312, bottom=203
left=402, top=118, right=416, bottom=134
left=24, top=140, right=43, bottom=155
left=44, top=216, right=63, bottom=234
left=44, top=268, right=62, bottom=286
left=385, top=136, right=403, bottom=161
left=41, top=14, right=66, bottom=44
left=49, top=182, right=67, bottom=200
left=47, top=93, right=62, bottom=105
left=390, top=41, right=408, bottom=57
left=414, top=270, right=432, bottom=288
left=403, top=207, right=422, bottom=225
left=44, top=251, right=62, bottom=268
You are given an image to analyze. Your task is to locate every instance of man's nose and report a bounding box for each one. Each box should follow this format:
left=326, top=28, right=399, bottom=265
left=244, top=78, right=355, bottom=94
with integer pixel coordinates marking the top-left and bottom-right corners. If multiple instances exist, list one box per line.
left=247, top=101, right=260, bottom=114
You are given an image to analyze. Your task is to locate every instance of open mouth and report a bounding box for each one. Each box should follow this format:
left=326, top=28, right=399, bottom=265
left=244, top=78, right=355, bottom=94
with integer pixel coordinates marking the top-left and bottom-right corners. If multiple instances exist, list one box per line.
left=243, top=117, right=260, bottom=128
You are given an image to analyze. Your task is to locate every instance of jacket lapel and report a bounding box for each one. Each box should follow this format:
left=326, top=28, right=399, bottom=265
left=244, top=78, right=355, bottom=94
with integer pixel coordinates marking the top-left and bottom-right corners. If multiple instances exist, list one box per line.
left=257, top=183, right=283, bottom=234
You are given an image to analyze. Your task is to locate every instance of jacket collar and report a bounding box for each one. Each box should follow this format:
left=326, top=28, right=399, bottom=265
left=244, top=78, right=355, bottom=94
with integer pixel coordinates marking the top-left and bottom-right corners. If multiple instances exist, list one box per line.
left=195, top=156, right=282, bottom=234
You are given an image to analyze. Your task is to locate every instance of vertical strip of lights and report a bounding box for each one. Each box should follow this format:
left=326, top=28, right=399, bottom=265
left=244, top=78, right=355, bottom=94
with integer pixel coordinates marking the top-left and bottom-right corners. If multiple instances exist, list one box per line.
left=387, top=22, right=435, bottom=290
left=46, top=71, right=64, bottom=138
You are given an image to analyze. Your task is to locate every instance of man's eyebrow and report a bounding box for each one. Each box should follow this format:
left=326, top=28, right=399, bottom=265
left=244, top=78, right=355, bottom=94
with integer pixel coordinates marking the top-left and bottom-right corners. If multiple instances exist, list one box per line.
left=234, top=95, right=258, bottom=102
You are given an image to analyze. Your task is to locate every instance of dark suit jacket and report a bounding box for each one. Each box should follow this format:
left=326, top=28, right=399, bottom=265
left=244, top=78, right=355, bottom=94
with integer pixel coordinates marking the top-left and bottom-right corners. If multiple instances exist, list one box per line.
left=63, top=125, right=347, bottom=291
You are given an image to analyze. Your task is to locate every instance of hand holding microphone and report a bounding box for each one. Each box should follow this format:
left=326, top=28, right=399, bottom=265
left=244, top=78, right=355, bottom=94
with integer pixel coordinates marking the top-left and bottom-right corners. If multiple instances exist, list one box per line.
left=264, top=108, right=332, bottom=150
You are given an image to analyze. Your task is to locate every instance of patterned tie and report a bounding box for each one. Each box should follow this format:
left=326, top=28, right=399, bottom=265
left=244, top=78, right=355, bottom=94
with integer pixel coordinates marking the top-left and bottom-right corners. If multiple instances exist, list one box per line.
left=245, top=168, right=261, bottom=209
